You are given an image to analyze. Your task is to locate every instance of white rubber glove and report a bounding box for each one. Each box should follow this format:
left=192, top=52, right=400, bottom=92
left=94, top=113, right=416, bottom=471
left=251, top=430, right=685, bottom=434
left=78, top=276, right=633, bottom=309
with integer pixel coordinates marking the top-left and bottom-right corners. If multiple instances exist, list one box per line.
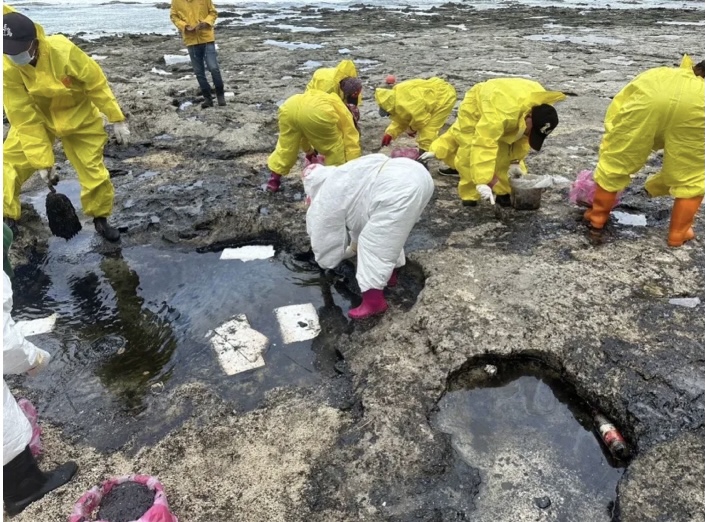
left=477, top=184, right=496, bottom=204
left=508, top=163, right=525, bottom=179
left=38, top=167, right=59, bottom=187
left=343, top=241, right=358, bottom=260
left=113, top=121, right=130, bottom=146
left=550, top=175, right=572, bottom=187
left=27, top=349, right=51, bottom=377
left=418, top=151, right=435, bottom=162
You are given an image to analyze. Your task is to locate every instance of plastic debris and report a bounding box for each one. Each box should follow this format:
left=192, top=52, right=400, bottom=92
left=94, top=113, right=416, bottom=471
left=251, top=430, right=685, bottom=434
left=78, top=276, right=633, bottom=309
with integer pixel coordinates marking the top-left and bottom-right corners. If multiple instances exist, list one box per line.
left=163, top=54, right=191, bottom=66
left=178, top=101, right=192, bottom=111
left=483, top=364, right=497, bottom=376
left=594, top=413, right=630, bottom=460
left=569, top=169, right=623, bottom=207
left=150, top=67, right=172, bottom=76
left=274, top=303, right=321, bottom=344
left=612, top=211, right=647, bottom=227
left=219, top=245, right=275, bottom=261
left=209, top=315, right=269, bottom=375
left=90, top=54, right=107, bottom=61
left=668, top=297, right=701, bottom=308
left=18, top=399, right=42, bottom=457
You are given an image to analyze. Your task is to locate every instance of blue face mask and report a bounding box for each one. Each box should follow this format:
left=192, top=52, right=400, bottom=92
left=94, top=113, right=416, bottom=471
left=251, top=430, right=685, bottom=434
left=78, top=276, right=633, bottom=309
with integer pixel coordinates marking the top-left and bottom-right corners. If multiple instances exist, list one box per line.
left=8, top=48, right=34, bottom=66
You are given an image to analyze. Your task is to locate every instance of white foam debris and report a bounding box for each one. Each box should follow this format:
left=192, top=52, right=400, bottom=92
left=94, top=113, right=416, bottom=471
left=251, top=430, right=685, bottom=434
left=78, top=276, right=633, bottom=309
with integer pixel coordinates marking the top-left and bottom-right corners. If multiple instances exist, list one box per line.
left=611, top=211, right=647, bottom=227
left=15, top=314, right=58, bottom=337
left=150, top=67, right=172, bottom=76
left=266, top=24, right=332, bottom=33
left=209, top=314, right=269, bottom=375
left=299, top=60, right=322, bottom=70
left=447, top=24, right=468, bottom=31
left=224, top=92, right=235, bottom=99
left=178, top=101, right=193, bottom=111
left=338, top=48, right=351, bottom=54
left=220, top=245, right=275, bottom=262
left=274, top=303, right=320, bottom=344
left=668, top=297, right=701, bottom=308
left=263, top=40, right=324, bottom=50
left=164, top=54, right=192, bottom=66
left=91, top=54, right=108, bottom=61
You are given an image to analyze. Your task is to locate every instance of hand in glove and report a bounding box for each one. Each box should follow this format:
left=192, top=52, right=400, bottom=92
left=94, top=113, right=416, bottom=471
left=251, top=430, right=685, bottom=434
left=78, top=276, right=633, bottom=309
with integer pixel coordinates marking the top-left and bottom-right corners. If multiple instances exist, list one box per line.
left=406, top=129, right=417, bottom=137
left=113, top=121, right=130, bottom=146
left=477, top=184, right=496, bottom=205
left=418, top=151, right=435, bottom=162
left=343, top=241, right=358, bottom=260
left=27, top=349, right=51, bottom=377
left=305, top=149, right=318, bottom=161
left=38, top=166, right=59, bottom=187
left=381, top=134, right=393, bottom=147
left=508, top=163, right=525, bottom=179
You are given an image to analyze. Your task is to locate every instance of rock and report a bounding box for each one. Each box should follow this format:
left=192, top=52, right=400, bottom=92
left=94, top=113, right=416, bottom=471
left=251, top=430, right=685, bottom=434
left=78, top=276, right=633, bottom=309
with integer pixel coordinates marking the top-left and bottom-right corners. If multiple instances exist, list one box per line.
left=534, top=496, right=551, bottom=509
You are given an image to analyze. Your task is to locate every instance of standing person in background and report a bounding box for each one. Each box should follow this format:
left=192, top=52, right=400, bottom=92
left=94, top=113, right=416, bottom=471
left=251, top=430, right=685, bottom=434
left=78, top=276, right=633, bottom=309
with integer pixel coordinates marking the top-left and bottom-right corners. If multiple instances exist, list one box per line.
left=375, top=77, right=457, bottom=157
left=3, top=11, right=128, bottom=241
left=170, top=0, right=226, bottom=108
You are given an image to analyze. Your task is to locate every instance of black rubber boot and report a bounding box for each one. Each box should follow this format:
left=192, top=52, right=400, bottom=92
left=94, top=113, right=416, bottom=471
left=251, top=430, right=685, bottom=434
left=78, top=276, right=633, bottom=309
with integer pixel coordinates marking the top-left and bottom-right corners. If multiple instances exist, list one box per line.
left=201, top=95, right=214, bottom=109
left=495, top=194, right=512, bottom=208
left=3, top=446, right=78, bottom=516
left=215, top=89, right=226, bottom=106
left=93, top=217, right=121, bottom=242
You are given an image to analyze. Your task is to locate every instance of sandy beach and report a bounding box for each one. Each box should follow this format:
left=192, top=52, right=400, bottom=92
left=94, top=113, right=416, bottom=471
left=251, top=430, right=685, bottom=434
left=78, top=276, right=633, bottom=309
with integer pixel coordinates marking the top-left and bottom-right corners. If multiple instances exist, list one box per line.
left=4, top=3, right=705, bottom=521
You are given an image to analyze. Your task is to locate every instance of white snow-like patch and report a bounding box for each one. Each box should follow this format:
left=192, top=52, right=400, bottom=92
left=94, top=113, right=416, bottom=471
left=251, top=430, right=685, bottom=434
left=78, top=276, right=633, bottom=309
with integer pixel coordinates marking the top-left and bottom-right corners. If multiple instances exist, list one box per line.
left=209, top=315, right=269, bottom=375
left=274, top=303, right=320, bottom=344
left=220, top=245, right=275, bottom=262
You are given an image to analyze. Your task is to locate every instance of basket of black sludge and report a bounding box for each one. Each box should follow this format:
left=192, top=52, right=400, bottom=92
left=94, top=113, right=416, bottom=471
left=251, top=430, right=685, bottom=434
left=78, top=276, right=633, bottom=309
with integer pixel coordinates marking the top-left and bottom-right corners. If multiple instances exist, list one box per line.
left=69, top=475, right=178, bottom=522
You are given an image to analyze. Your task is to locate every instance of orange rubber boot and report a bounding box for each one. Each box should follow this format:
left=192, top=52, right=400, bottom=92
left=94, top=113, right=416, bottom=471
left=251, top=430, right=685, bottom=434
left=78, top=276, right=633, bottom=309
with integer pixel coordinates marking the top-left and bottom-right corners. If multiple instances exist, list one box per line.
left=584, top=186, right=619, bottom=229
left=667, top=196, right=703, bottom=247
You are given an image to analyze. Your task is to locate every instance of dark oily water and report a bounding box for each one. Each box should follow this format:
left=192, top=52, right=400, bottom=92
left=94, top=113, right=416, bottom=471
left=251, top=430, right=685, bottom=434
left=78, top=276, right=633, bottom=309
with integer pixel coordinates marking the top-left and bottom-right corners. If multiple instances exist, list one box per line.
left=432, top=359, right=624, bottom=521
left=11, top=181, right=423, bottom=452
left=96, top=482, right=155, bottom=522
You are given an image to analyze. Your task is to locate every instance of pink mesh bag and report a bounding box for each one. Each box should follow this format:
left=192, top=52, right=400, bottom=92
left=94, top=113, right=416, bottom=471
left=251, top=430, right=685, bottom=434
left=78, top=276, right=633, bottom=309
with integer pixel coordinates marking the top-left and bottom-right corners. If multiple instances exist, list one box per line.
left=390, top=147, right=420, bottom=160
left=68, top=475, right=178, bottom=522
left=569, top=169, right=623, bottom=207
left=18, top=398, right=42, bottom=457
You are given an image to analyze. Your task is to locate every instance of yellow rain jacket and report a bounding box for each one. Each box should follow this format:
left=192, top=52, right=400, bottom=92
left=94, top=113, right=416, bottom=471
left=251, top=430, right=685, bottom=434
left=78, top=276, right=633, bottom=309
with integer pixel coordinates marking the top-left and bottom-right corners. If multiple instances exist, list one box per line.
left=306, top=60, right=358, bottom=102
left=3, top=19, right=124, bottom=219
left=170, top=0, right=217, bottom=46
left=680, top=54, right=693, bottom=71
left=375, top=77, right=457, bottom=151
left=594, top=66, right=705, bottom=199
left=430, top=78, right=565, bottom=202
left=267, top=90, right=361, bottom=176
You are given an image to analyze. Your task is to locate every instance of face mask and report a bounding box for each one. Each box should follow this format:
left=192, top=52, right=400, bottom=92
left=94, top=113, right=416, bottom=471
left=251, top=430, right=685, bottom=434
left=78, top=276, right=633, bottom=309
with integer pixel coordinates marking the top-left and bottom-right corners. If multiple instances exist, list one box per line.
left=8, top=49, right=34, bottom=66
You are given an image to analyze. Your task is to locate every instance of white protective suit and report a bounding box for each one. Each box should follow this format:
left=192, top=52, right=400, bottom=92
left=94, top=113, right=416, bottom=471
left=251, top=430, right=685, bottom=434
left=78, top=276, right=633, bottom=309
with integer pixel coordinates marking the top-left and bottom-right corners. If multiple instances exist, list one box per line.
left=304, top=154, right=434, bottom=292
left=3, top=272, right=50, bottom=465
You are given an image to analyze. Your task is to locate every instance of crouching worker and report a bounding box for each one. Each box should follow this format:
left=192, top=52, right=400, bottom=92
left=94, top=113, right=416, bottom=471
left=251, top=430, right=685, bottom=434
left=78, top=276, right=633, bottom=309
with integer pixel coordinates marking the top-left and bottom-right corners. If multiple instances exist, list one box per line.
left=307, top=59, right=363, bottom=106
left=585, top=65, right=704, bottom=247
left=303, top=154, right=434, bottom=320
left=375, top=77, right=456, bottom=156
left=3, top=231, right=78, bottom=516
left=266, top=90, right=361, bottom=193
left=3, top=12, right=128, bottom=241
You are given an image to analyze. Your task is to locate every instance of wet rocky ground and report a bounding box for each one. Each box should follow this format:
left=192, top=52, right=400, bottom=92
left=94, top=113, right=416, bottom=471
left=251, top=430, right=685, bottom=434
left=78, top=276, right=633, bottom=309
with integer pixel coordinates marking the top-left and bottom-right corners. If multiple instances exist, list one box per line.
left=4, top=3, right=705, bottom=521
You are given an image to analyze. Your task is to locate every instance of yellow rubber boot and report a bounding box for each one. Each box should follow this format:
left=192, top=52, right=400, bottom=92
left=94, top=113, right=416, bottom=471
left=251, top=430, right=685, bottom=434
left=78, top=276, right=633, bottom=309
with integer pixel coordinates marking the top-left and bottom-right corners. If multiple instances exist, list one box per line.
left=584, top=186, right=619, bottom=229
left=668, top=196, right=703, bottom=247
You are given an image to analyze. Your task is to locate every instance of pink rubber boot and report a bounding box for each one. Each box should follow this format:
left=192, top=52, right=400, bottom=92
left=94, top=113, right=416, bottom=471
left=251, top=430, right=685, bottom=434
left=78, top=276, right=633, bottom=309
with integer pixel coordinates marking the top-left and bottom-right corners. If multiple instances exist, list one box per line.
left=348, top=289, right=388, bottom=320
left=387, top=269, right=398, bottom=288
left=266, top=172, right=282, bottom=193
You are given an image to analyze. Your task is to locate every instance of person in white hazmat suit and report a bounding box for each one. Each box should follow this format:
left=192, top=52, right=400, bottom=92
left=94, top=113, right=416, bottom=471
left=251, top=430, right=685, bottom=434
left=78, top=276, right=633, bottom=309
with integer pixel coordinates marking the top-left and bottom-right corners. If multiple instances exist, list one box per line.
left=303, top=154, right=434, bottom=320
left=3, top=244, right=78, bottom=515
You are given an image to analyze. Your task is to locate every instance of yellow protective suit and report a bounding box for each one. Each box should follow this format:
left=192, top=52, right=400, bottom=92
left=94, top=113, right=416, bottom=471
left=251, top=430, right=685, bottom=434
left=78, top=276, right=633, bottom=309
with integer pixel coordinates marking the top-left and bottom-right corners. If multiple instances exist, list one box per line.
left=306, top=60, right=358, bottom=102
left=3, top=20, right=124, bottom=220
left=3, top=3, right=16, bottom=14
left=170, top=0, right=217, bottom=46
left=430, top=78, right=565, bottom=202
left=594, top=66, right=705, bottom=199
left=375, top=77, right=457, bottom=151
left=267, top=90, right=361, bottom=176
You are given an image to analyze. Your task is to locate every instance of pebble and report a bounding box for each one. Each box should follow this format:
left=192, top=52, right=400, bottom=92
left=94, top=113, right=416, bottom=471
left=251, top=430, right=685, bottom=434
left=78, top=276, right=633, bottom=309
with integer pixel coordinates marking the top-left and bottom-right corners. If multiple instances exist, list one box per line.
left=534, top=496, right=551, bottom=509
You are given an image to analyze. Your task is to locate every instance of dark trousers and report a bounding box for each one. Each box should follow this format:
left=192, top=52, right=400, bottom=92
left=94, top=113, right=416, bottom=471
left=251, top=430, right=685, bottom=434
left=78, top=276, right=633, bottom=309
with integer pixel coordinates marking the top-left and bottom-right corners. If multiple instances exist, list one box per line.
left=188, top=42, right=224, bottom=97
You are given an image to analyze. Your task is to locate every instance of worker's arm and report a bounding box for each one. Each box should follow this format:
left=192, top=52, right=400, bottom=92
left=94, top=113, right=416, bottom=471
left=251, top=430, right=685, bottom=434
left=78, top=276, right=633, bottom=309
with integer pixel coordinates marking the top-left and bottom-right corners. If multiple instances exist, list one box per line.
left=3, top=275, right=48, bottom=375
left=203, top=0, right=217, bottom=26
left=67, top=41, right=125, bottom=123
left=2, top=66, right=54, bottom=169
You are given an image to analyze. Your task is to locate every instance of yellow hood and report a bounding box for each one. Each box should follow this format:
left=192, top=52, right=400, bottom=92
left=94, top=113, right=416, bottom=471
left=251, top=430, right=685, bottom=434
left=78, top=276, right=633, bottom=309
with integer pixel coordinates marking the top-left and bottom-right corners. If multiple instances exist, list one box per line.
left=375, top=88, right=396, bottom=113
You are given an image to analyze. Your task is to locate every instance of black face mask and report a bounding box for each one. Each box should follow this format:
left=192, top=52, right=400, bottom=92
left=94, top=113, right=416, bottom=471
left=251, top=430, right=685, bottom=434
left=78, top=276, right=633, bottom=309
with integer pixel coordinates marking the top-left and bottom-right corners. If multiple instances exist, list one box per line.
left=379, top=108, right=390, bottom=118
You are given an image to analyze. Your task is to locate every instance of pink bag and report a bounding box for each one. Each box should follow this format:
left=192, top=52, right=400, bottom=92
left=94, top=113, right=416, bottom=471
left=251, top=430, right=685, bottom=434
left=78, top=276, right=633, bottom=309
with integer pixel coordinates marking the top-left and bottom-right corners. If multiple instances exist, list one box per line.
left=18, top=398, right=42, bottom=457
left=569, top=169, right=622, bottom=207
left=390, top=147, right=420, bottom=160
left=303, top=154, right=325, bottom=168
left=69, top=475, right=178, bottom=522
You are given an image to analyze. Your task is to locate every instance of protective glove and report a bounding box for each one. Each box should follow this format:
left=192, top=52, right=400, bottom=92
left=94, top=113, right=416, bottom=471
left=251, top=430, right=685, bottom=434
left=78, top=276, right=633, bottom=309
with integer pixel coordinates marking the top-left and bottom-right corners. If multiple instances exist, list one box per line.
left=550, top=175, right=572, bottom=187
left=27, top=349, right=51, bottom=377
left=38, top=166, right=59, bottom=187
left=418, top=151, right=435, bottom=162
left=305, top=149, right=318, bottom=161
left=113, top=121, right=130, bottom=146
left=477, top=184, right=496, bottom=205
left=381, top=134, right=393, bottom=147
left=508, top=163, right=524, bottom=179
left=343, top=241, right=358, bottom=260
left=406, top=129, right=417, bottom=137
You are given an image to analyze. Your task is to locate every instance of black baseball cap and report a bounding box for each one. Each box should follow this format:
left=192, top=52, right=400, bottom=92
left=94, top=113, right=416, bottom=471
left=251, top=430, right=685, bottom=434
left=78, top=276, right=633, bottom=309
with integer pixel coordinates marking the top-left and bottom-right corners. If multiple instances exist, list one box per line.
left=3, top=12, right=36, bottom=56
left=529, top=104, right=559, bottom=151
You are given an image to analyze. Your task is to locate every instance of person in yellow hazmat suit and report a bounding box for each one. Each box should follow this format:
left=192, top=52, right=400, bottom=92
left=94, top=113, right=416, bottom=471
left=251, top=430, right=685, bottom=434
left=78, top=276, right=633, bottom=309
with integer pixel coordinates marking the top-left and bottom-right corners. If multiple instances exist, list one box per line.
left=306, top=60, right=362, bottom=106
left=265, top=90, right=361, bottom=193
left=584, top=65, right=705, bottom=247
left=680, top=54, right=705, bottom=78
left=422, top=78, right=565, bottom=207
left=3, top=11, right=128, bottom=241
left=170, top=0, right=225, bottom=108
left=375, top=77, right=457, bottom=156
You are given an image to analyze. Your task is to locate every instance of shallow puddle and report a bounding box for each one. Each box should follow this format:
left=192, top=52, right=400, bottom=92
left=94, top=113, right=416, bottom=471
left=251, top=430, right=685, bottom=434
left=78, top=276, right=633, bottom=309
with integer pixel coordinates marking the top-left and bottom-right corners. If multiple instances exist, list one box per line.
left=12, top=181, right=422, bottom=451
left=432, top=358, right=625, bottom=521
